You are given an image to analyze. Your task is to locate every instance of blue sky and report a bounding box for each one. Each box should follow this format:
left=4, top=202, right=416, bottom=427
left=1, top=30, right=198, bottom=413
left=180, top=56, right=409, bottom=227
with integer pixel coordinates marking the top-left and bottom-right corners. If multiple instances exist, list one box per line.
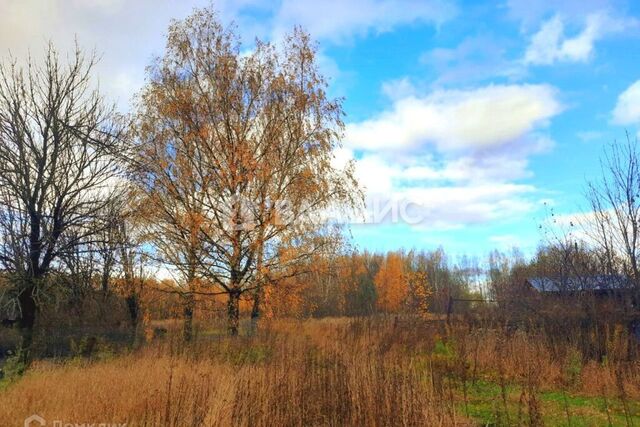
left=2, top=0, right=640, bottom=258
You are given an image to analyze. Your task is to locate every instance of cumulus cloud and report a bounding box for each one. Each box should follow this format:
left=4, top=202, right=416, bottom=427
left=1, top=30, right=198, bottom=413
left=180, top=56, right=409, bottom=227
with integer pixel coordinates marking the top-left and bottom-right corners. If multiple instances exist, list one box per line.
left=345, top=84, right=561, bottom=152
left=340, top=82, right=562, bottom=229
left=355, top=181, right=536, bottom=229
left=524, top=12, right=632, bottom=65
left=612, top=80, right=640, bottom=126
left=329, top=146, right=541, bottom=230
left=347, top=149, right=547, bottom=229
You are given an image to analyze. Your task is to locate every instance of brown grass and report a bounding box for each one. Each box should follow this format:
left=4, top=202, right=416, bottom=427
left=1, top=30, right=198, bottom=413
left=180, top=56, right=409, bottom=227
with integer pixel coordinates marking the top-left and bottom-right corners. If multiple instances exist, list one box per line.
left=0, top=317, right=638, bottom=426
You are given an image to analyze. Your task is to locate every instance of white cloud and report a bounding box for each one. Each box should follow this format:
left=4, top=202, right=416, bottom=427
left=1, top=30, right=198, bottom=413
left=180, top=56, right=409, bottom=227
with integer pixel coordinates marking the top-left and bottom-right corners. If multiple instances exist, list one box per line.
left=345, top=84, right=561, bottom=152
left=0, top=0, right=209, bottom=110
left=329, top=146, right=541, bottom=230
left=340, top=81, right=562, bottom=230
left=524, top=12, right=632, bottom=65
left=340, top=140, right=551, bottom=229
left=354, top=155, right=397, bottom=194
left=612, top=80, right=640, bottom=125
left=356, top=181, right=536, bottom=229
left=271, top=0, right=456, bottom=43
left=400, top=184, right=536, bottom=223
left=543, top=209, right=612, bottom=247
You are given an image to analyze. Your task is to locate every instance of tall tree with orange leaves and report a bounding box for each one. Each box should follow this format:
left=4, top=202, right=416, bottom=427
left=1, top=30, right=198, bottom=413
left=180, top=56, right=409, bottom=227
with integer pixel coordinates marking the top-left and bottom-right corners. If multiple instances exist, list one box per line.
left=135, top=7, right=360, bottom=335
left=374, top=253, right=408, bottom=313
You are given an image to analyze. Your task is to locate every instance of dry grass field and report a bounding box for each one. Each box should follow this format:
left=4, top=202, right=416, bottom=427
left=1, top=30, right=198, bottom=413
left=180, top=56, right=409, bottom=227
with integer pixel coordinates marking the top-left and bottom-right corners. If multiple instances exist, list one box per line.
left=1, top=317, right=639, bottom=426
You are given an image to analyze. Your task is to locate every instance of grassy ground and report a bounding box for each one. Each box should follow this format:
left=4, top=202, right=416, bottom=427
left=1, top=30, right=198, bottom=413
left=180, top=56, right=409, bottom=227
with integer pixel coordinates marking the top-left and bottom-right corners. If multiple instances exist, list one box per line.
left=0, top=317, right=638, bottom=426
left=459, top=380, right=640, bottom=426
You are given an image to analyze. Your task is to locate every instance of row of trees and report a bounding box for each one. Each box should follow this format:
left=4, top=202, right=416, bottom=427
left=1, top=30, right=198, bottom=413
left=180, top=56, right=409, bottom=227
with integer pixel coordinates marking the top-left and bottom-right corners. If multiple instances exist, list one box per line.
left=270, top=248, right=479, bottom=318
left=2, top=5, right=639, bottom=370
left=111, top=248, right=473, bottom=322
left=0, top=7, right=359, bottom=366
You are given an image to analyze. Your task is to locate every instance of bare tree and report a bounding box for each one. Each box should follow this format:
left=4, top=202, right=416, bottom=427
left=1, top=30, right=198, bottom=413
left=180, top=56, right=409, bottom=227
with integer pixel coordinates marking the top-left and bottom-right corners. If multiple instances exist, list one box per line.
left=135, top=7, right=360, bottom=335
left=0, top=44, right=126, bottom=366
left=538, top=205, right=601, bottom=292
left=90, top=190, right=151, bottom=334
left=94, top=198, right=124, bottom=296
left=586, top=133, right=640, bottom=290
left=114, top=195, right=153, bottom=337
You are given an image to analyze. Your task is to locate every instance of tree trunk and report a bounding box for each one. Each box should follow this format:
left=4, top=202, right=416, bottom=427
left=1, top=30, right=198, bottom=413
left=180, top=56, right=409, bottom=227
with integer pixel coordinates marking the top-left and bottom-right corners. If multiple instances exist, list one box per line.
left=17, top=286, right=37, bottom=370
left=100, top=265, right=111, bottom=296
left=126, top=293, right=139, bottom=329
left=249, top=288, right=262, bottom=336
left=250, top=209, right=266, bottom=336
left=227, top=291, right=241, bottom=336
left=183, top=293, right=195, bottom=342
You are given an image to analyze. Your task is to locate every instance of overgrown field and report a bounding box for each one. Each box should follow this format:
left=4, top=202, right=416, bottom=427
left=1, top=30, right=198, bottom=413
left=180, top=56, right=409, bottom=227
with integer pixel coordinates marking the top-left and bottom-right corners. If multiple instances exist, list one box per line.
left=1, top=317, right=639, bottom=426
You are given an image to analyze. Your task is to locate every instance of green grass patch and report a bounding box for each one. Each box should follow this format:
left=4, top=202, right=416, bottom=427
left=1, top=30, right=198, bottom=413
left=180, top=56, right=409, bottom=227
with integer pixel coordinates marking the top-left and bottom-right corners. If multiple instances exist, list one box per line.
left=456, top=379, right=640, bottom=426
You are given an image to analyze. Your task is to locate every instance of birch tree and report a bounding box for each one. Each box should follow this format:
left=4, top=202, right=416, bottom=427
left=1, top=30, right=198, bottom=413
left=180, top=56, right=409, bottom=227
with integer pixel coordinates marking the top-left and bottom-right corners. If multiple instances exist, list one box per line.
left=136, top=7, right=360, bottom=335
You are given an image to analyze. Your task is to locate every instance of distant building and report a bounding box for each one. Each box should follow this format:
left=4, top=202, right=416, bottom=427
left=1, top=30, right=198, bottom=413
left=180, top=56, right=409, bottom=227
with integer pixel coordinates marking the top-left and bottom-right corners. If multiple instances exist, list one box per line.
left=525, top=275, right=633, bottom=296
left=525, top=275, right=640, bottom=343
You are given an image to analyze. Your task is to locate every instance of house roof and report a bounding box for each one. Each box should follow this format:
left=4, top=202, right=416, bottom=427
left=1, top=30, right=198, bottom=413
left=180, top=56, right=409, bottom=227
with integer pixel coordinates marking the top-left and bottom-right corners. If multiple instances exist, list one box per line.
left=526, top=275, right=632, bottom=293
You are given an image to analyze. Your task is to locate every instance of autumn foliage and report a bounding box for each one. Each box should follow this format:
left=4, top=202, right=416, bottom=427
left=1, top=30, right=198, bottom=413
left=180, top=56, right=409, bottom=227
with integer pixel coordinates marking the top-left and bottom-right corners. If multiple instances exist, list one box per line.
left=407, top=270, right=433, bottom=317
left=374, top=252, right=408, bottom=312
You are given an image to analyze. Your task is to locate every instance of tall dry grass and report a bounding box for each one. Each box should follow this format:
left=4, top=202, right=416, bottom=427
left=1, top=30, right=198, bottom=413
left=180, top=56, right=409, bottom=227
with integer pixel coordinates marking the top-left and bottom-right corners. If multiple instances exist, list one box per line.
left=0, top=318, right=462, bottom=426
left=0, top=316, right=638, bottom=426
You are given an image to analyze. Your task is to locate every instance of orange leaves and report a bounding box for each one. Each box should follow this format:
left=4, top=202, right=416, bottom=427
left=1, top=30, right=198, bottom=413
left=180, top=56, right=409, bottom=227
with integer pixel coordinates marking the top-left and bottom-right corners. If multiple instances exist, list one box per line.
left=374, top=253, right=408, bottom=313
left=155, top=85, right=195, bottom=120
left=407, top=271, right=432, bottom=318
left=133, top=7, right=362, bottom=334
left=262, top=279, right=307, bottom=319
